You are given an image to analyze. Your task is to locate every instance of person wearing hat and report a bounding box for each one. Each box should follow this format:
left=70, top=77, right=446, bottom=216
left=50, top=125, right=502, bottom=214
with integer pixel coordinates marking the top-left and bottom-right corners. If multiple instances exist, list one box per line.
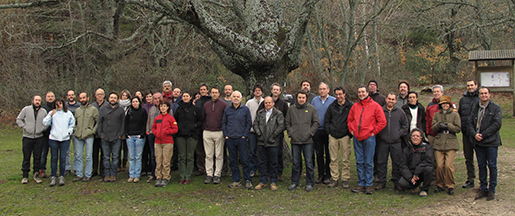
left=367, top=80, right=386, bottom=107
left=431, top=95, right=461, bottom=195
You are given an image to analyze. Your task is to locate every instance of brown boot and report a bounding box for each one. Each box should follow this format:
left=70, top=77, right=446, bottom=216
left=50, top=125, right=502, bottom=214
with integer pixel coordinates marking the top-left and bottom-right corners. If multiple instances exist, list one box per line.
left=351, top=186, right=364, bottom=193
left=328, top=179, right=338, bottom=188
left=365, top=186, right=373, bottom=195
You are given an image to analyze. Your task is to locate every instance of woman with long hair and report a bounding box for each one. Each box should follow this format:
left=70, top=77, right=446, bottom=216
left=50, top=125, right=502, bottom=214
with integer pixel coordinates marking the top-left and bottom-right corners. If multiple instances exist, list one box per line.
left=125, top=97, right=148, bottom=183
left=42, top=98, right=75, bottom=187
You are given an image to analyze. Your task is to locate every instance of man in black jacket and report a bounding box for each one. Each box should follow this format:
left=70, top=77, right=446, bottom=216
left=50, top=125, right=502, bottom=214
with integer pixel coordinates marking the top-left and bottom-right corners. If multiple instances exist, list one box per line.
left=468, top=87, right=502, bottom=201
left=194, top=83, right=211, bottom=176
left=459, top=79, right=479, bottom=189
left=398, top=128, right=434, bottom=197
left=324, top=87, right=353, bottom=189
left=375, top=93, right=409, bottom=191
left=252, top=97, right=285, bottom=191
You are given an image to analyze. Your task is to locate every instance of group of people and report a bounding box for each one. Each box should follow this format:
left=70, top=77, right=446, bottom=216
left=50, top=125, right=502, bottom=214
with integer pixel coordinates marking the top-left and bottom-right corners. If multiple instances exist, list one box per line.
left=16, top=79, right=502, bottom=201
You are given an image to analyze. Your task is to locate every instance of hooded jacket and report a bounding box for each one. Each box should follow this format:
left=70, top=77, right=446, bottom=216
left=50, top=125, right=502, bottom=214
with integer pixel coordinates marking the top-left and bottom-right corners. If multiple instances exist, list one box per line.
left=253, top=107, right=285, bottom=147
left=347, top=97, right=387, bottom=141
left=16, top=105, right=48, bottom=139
left=431, top=107, right=461, bottom=151
left=399, top=140, right=434, bottom=180
left=43, top=109, right=75, bottom=141
left=285, top=102, right=319, bottom=144
left=324, top=99, right=353, bottom=139
left=152, top=113, right=178, bottom=144
left=466, top=99, right=502, bottom=147
left=458, top=90, right=479, bottom=135
left=97, top=103, right=125, bottom=142
left=175, top=100, right=203, bottom=139
left=73, top=104, right=99, bottom=140
left=377, top=105, right=409, bottom=144
left=401, top=102, right=426, bottom=133
left=222, top=104, right=252, bottom=138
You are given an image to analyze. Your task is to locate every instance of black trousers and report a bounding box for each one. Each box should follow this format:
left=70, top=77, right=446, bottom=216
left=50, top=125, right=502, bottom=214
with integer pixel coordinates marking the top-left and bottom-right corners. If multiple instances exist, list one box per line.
left=398, top=166, right=433, bottom=192
left=313, top=130, right=331, bottom=179
left=92, top=137, right=104, bottom=176
left=22, top=137, right=43, bottom=178
left=376, top=142, right=402, bottom=184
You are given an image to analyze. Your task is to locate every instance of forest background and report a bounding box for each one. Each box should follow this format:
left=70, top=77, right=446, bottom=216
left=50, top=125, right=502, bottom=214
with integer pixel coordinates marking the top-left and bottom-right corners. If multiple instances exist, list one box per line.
left=1, top=0, right=514, bottom=112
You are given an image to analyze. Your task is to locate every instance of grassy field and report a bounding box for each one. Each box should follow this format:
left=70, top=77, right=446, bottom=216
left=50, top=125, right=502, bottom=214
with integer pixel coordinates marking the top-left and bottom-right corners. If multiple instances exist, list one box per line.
left=1, top=91, right=515, bottom=215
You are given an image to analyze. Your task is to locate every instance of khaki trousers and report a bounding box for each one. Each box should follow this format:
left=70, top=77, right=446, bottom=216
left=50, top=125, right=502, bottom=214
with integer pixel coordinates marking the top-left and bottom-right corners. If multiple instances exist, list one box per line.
left=329, top=135, right=352, bottom=181
left=154, top=144, right=174, bottom=180
left=434, top=150, right=456, bottom=189
left=203, top=130, right=224, bottom=177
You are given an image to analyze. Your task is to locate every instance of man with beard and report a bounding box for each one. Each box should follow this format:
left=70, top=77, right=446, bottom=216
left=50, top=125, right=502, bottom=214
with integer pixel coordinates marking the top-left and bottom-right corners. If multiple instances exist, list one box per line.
left=170, top=88, right=182, bottom=114
left=17, top=95, right=48, bottom=184
left=39, top=91, right=55, bottom=178
left=395, top=81, right=410, bottom=109
left=221, top=85, right=233, bottom=106
left=293, top=80, right=316, bottom=104
left=194, top=83, right=212, bottom=176
left=72, top=93, right=99, bottom=182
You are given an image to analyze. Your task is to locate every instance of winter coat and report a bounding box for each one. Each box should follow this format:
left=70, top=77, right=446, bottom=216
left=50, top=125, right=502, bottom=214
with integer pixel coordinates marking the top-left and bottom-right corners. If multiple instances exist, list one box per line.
left=324, top=99, right=353, bottom=139
left=16, top=105, right=48, bottom=139
left=466, top=99, right=502, bottom=147
left=347, top=97, right=387, bottom=141
left=253, top=107, right=285, bottom=147
left=426, top=98, right=457, bottom=137
left=369, top=91, right=386, bottom=107
left=458, top=90, right=479, bottom=135
left=285, top=102, right=319, bottom=144
left=222, top=104, right=252, bottom=138
left=97, top=103, right=125, bottom=142
left=399, top=141, right=434, bottom=180
left=377, top=106, right=409, bottom=144
left=175, top=100, right=203, bottom=139
left=431, top=108, right=461, bottom=151
left=73, top=104, right=99, bottom=140
left=401, top=102, right=426, bottom=133
left=152, top=113, right=178, bottom=144
left=43, top=110, right=75, bottom=141
left=125, top=106, right=148, bottom=137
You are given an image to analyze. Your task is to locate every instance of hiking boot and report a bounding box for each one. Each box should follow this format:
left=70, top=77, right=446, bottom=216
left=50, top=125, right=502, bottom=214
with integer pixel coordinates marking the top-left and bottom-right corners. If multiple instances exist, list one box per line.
left=375, top=183, right=385, bottom=191
left=178, top=180, right=185, bottom=185
left=270, top=183, right=278, bottom=191
left=21, top=178, right=28, bottom=184
left=315, top=177, right=323, bottom=184
left=245, top=180, right=253, bottom=189
left=462, top=180, right=475, bottom=189
left=434, top=186, right=445, bottom=193
left=204, top=176, right=213, bottom=184
left=40, top=170, right=47, bottom=178
left=213, top=176, right=221, bottom=184
left=487, top=191, right=495, bottom=201
left=49, top=176, right=57, bottom=187
left=184, top=180, right=190, bottom=185
left=73, top=176, right=83, bottom=182
left=305, top=185, right=314, bottom=192
left=341, top=181, right=350, bottom=189
left=127, top=177, right=134, bottom=183
left=365, top=186, right=373, bottom=195
left=419, top=191, right=428, bottom=197
left=351, top=186, right=364, bottom=193
left=155, top=179, right=162, bottom=187
left=134, top=177, right=140, bottom=183
left=147, top=176, right=155, bottom=183
left=59, top=176, right=65, bottom=186
left=82, top=177, right=90, bottom=182
left=255, top=183, right=267, bottom=190
left=111, top=176, right=116, bottom=182
left=228, top=182, right=241, bottom=188
left=328, top=179, right=338, bottom=188
left=288, top=184, right=299, bottom=191
left=475, top=190, right=488, bottom=200
left=447, top=188, right=455, bottom=195
left=33, top=172, right=42, bottom=184
left=161, top=179, right=169, bottom=187
left=103, top=176, right=110, bottom=182
left=323, top=178, right=331, bottom=184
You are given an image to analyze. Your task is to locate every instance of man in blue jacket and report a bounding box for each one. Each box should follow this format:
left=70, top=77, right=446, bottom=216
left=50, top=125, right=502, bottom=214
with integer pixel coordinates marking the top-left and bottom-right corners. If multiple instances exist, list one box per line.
left=222, top=91, right=253, bottom=189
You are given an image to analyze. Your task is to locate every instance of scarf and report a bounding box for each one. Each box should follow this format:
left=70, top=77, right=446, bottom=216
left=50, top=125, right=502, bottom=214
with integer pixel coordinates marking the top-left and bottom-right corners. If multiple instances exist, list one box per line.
left=476, top=100, right=490, bottom=132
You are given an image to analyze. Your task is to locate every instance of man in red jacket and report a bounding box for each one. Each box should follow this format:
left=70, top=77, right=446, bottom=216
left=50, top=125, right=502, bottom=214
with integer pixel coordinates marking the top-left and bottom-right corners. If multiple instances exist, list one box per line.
left=348, top=85, right=386, bottom=195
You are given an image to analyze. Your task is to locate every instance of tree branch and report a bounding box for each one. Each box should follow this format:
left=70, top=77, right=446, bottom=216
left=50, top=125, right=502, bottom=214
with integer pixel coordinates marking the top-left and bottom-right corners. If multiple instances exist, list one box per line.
left=0, top=0, right=58, bottom=9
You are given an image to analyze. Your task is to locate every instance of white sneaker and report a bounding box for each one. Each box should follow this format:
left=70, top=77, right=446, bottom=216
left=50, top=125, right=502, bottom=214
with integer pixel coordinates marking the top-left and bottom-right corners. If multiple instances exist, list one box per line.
left=21, top=178, right=28, bottom=184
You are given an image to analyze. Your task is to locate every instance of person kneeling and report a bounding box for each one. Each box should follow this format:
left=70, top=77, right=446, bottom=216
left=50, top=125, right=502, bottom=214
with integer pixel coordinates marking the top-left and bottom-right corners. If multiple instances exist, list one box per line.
left=398, top=128, right=434, bottom=197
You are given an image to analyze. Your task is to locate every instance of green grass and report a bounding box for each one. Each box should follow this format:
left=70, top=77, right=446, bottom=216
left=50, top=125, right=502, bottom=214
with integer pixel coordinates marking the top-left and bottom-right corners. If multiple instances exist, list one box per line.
left=2, top=90, right=515, bottom=215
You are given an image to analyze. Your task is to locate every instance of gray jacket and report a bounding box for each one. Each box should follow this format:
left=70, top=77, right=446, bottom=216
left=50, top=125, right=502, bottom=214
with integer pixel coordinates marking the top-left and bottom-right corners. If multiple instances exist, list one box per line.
left=285, top=103, right=319, bottom=145
left=16, top=105, right=48, bottom=138
left=97, top=103, right=125, bottom=142
left=253, top=107, right=285, bottom=148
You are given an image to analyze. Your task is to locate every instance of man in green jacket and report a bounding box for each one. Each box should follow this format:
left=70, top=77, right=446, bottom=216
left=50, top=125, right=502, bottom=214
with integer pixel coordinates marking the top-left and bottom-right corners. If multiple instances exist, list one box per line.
left=72, top=92, right=99, bottom=182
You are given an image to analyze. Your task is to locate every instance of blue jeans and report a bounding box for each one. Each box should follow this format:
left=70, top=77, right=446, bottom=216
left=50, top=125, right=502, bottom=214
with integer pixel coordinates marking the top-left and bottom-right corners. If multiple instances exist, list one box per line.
left=258, top=145, right=278, bottom=184
left=127, top=135, right=146, bottom=178
left=49, top=139, right=70, bottom=177
left=247, top=132, right=258, bottom=174
left=291, top=143, right=314, bottom=186
left=101, top=139, right=121, bottom=177
left=353, top=136, right=376, bottom=187
left=226, top=138, right=251, bottom=182
left=475, top=146, right=498, bottom=193
left=72, top=137, right=94, bottom=178
left=147, top=133, right=156, bottom=178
